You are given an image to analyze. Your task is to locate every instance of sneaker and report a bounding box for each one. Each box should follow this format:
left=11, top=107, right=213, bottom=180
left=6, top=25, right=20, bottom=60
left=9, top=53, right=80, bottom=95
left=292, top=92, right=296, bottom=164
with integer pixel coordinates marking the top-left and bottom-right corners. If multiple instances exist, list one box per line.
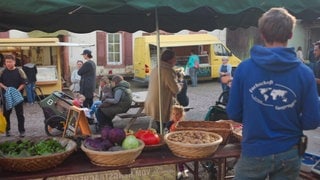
left=177, top=171, right=183, bottom=179
left=182, top=169, right=189, bottom=178
left=19, top=132, right=25, bottom=138
left=5, top=131, right=10, bottom=137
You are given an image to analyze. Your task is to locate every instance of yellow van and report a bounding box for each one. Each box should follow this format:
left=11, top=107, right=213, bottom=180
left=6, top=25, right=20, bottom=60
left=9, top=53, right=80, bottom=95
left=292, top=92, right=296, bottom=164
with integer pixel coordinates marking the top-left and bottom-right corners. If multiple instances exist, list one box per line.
left=133, top=34, right=241, bottom=84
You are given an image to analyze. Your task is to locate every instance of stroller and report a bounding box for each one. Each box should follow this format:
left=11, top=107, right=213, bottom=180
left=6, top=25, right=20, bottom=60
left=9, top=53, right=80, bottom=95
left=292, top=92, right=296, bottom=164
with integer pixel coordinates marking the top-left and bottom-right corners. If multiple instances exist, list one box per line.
left=204, top=90, right=229, bottom=121
left=39, top=91, right=75, bottom=136
left=39, top=91, right=99, bottom=137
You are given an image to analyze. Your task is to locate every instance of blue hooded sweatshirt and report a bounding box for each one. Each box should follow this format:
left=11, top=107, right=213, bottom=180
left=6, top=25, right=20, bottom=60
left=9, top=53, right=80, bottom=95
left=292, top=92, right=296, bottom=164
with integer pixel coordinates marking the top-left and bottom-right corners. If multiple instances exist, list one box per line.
left=227, top=45, right=320, bottom=157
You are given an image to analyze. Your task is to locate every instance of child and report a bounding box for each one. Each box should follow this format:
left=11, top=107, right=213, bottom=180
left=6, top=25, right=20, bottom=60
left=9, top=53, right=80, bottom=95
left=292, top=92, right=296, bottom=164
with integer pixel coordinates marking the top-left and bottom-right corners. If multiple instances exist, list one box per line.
left=176, top=68, right=189, bottom=107
left=89, top=76, right=113, bottom=115
left=165, top=105, right=189, bottom=179
left=72, top=93, right=85, bottom=107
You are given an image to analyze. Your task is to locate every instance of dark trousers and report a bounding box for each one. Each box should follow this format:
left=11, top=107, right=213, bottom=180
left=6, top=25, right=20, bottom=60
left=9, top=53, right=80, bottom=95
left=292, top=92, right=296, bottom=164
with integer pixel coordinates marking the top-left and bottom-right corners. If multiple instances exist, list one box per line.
left=96, top=108, right=113, bottom=128
left=83, top=97, right=93, bottom=108
left=3, top=101, right=25, bottom=133
left=155, top=121, right=166, bottom=133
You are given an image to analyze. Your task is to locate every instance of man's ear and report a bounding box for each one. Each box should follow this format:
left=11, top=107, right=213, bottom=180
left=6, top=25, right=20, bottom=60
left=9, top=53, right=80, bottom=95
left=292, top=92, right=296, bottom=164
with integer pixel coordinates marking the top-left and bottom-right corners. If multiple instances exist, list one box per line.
left=260, top=33, right=266, bottom=41
left=288, top=32, right=293, bottom=39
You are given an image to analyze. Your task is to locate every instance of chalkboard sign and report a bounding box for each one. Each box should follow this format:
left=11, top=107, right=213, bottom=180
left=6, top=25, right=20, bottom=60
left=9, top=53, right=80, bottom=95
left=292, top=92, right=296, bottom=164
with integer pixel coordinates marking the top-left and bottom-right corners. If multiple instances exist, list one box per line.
left=63, top=106, right=91, bottom=137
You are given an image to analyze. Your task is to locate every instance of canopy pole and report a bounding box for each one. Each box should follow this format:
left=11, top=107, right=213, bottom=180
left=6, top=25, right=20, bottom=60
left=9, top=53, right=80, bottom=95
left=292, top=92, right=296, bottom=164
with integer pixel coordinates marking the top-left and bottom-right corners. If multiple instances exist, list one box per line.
left=155, top=7, right=163, bottom=134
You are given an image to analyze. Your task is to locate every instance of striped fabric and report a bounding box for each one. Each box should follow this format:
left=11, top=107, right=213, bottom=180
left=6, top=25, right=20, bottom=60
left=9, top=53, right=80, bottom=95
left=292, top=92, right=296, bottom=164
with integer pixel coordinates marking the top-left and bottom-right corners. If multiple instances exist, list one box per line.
left=4, top=87, right=24, bottom=110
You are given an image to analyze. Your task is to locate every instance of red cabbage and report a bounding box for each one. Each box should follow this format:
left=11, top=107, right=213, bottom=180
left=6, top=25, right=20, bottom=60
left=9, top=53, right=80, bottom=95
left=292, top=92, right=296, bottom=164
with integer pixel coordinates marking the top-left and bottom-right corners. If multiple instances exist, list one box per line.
left=108, top=128, right=126, bottom=145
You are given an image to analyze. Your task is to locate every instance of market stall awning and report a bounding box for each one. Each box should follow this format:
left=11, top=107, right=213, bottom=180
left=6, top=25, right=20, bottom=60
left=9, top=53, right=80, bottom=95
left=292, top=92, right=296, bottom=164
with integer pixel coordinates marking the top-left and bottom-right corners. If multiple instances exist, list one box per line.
left=0, top=0, right=320, bottom=33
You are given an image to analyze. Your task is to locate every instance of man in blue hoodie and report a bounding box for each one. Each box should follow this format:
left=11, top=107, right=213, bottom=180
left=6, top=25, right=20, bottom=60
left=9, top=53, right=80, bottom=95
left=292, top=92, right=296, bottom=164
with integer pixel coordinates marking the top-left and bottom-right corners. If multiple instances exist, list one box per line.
left=227, top=8, right=320, bottom=179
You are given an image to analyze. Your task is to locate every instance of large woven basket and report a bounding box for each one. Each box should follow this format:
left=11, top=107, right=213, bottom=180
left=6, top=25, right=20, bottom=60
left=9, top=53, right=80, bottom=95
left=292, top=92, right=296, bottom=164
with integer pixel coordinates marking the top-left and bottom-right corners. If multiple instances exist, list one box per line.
left=0, top=137, right=77, bottom=172
left=232, top=125, right=243, bottom=142
left=175, top=121, right=233, bottom=144
left=81, top=139, right=145, bottom=166
left=164, top=130, right=222, bottom=158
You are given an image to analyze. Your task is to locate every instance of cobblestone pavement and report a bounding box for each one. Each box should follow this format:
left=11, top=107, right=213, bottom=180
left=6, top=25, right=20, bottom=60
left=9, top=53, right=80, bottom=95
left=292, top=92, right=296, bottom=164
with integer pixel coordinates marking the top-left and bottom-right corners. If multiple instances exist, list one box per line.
left=4, top=79, right=222, bottom=138
left=2, top=79, right=224, bottom=179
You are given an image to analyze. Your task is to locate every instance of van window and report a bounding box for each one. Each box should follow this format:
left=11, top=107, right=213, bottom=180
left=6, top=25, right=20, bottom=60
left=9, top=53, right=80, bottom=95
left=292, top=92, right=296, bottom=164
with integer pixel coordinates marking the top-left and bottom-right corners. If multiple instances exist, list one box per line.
left=213, top=43, right=231, bottom=56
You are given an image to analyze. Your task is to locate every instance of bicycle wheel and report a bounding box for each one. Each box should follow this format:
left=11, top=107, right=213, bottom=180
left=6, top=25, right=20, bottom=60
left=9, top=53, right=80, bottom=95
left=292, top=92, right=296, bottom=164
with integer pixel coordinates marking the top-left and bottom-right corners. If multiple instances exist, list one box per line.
left=44, top=115, right=66, bottom=136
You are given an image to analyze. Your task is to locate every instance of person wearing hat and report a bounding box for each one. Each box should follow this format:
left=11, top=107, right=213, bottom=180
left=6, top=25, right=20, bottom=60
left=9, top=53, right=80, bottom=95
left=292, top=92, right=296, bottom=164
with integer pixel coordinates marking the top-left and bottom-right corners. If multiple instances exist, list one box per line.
left=78, top=49, right=96, bottom=108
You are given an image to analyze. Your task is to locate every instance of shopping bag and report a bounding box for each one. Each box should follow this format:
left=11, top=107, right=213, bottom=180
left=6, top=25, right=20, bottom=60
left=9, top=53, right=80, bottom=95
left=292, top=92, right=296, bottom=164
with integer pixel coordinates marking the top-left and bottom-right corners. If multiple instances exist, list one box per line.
left=184, top=67, right=190, bottom=76
left=194, top=61, right=199, bottom=69
left=220, top=75, right=232, bottom=84
left=0, top=112, right=6, bottom=134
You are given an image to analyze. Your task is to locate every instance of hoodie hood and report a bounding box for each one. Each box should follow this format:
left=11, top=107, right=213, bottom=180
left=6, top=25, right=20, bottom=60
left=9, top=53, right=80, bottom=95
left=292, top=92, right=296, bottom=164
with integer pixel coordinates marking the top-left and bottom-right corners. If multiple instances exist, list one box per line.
left=251, top=45, right=301, bottom=72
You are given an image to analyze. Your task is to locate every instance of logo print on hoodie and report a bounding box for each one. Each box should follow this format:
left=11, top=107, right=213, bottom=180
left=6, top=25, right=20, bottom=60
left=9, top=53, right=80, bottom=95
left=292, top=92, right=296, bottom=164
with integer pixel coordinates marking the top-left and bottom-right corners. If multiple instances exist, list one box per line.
left=249, top=80, right=296, bottom=110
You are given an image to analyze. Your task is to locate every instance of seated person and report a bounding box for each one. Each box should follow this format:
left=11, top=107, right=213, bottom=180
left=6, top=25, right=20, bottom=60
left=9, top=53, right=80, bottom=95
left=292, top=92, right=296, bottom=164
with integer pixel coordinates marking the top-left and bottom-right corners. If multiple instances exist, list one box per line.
left=96, top=75, right=132, bottom=128
left=70, top=93, right=85, bottom=107
left=90, top=76, right=113, bottom=115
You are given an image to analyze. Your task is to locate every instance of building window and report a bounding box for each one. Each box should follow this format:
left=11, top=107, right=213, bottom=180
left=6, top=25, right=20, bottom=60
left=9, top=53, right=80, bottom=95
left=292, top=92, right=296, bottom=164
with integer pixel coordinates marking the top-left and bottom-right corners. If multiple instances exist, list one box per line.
left=107, top=33, right=122, bottom=65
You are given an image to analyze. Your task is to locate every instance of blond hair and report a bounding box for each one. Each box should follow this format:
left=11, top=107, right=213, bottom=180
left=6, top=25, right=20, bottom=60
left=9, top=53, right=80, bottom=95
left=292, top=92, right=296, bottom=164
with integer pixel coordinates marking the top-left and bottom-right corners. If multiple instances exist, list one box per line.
left=74, top=93, right=86, bottom=101
left=171, top=104, right=185, bottom=121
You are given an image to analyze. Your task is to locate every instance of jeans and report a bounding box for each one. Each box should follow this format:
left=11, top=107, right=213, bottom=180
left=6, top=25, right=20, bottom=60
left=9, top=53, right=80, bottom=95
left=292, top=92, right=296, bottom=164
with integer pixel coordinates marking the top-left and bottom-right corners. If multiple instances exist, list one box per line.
left=221, top=82, right=230, bottom=92
left=26, top=82, right=36, bottom=103
left=234, top=147, right=301, bottom=180
left=189, top=67, right=198, bottom=87
left=96, top=108, right=113, bottom=128
left=90, top=100, right=102, bottom=114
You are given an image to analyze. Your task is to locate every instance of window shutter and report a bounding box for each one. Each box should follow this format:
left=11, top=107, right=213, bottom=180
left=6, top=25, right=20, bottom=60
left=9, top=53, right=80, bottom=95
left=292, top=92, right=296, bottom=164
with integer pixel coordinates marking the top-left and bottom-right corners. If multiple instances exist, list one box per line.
left=96, top=31, right=106, bottom=66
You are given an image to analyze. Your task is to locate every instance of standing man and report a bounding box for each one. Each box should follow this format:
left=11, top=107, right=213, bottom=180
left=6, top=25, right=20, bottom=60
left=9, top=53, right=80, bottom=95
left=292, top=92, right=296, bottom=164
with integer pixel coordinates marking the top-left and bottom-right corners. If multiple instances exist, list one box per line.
left=308, top=45, right=316, bottom=73
left=227, top=8, right=320, bottom=179
left=78, top=49, right=96, bottom=108
left=0, top=54, right=27, bottom=137
left=187, top=49, right=199, bottom=87
left=313, top=41, right=320, bottom=96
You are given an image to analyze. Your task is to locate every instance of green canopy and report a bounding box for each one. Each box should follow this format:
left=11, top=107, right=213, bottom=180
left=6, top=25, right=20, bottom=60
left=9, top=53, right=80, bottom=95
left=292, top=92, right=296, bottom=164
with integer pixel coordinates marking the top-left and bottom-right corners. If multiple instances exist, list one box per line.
left=0, top=0, right=320, bottom=33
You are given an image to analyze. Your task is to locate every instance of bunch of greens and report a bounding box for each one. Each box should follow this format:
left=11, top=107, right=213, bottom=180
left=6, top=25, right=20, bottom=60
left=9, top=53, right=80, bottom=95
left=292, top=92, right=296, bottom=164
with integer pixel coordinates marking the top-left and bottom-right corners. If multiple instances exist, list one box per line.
left=0, top=139, right=65, bottom=157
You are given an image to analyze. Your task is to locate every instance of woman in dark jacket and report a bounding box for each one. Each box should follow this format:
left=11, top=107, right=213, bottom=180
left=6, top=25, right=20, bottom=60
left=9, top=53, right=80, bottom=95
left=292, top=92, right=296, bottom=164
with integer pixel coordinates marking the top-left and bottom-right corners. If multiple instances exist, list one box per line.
left=78, top=49, right=96, bottom=108
left=96, top=75, right=132, bottom=128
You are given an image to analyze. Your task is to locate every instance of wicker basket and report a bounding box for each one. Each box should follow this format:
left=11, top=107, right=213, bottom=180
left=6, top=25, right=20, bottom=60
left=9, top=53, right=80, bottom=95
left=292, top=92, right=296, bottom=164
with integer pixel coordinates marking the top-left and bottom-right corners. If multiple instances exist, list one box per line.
left=0, top=137, right=77, bottom=172
left=175, top=121, right=233, bottom=144
left=81, top=139, right=145, bottom=166
left=232, top=126, right=243, bottom=142
left=164, top=130, right=222, bottom=158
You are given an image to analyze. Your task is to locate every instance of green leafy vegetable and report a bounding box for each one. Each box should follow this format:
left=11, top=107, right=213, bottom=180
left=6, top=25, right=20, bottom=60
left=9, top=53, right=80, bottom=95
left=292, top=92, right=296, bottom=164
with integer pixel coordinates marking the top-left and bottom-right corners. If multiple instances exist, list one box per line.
left=0, top=139, right=65, bottom=157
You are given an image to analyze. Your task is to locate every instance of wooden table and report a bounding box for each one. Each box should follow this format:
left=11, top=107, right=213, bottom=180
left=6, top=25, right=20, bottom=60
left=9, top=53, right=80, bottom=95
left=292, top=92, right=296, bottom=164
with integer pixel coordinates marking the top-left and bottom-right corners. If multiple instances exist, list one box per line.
left=1, top=143, right=241, bottom=180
